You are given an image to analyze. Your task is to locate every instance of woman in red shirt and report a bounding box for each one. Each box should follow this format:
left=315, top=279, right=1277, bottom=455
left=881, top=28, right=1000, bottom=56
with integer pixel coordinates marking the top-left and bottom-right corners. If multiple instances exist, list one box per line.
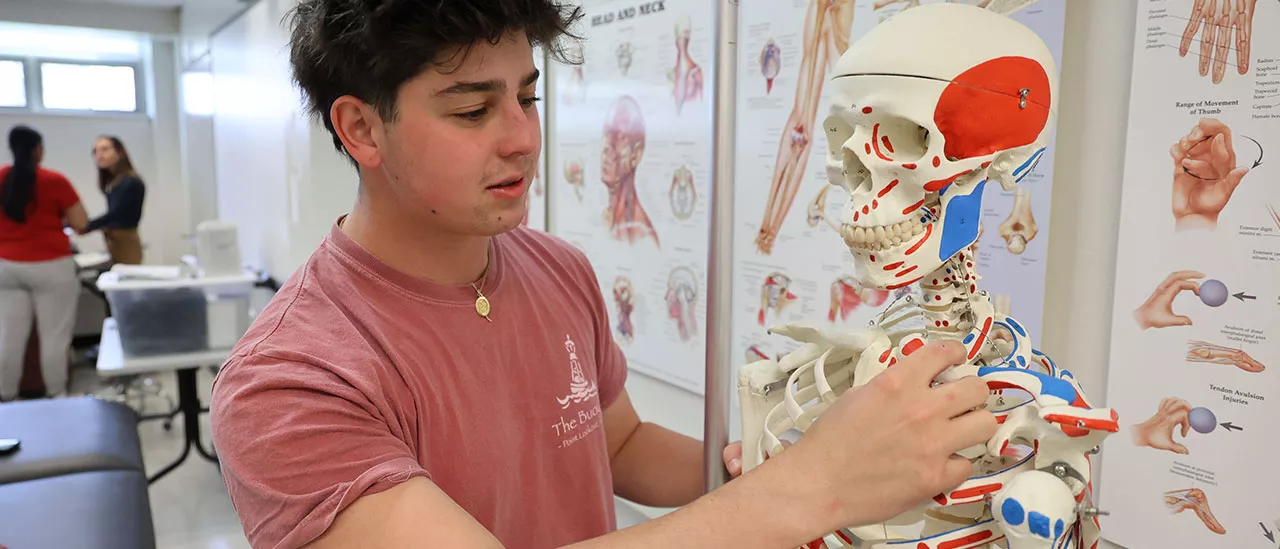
left=0, top=125, right=90, bottom=400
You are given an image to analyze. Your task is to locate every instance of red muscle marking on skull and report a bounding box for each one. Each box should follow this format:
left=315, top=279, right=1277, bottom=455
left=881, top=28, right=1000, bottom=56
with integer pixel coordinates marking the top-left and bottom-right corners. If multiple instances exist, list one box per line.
left=887, top=276, right=923, bottom=290
left=932, top=156, right=941, bottom=167
left=902, top=198, right=926, bottom=215
left=862, top=106, right=873, bottom=114
left=862, top=205, right=870, bottom=214
left=883, top=261, right=904, bottom=270
left=872, top=199, right=878, bottom=209
left=880, top=349, right=892, bottom=363
left=878, top=179, right=899, bottom=198
left=902, top=163, right=917, bottom=170
left=896, top=266, right=918, bottom=278
left=924, top=169, right=972, bottom=192
left=935, top=56, right=1051, bottom=160
left=905, top=224, right=932, bottom=256
left=872, top=124, right=894, bottom=161
left=881, top=135, right=895, bottom=153
left=865, top=143, right=872, bottom=155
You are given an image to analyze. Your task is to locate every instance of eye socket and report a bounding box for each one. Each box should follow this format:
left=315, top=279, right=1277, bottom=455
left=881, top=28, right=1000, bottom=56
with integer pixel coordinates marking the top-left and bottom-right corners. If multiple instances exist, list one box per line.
left=868, top=116, right=930, bottom=163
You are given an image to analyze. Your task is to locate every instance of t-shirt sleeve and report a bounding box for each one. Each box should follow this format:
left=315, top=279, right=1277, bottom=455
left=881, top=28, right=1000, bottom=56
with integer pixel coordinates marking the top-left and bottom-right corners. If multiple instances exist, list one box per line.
left=49, top=174, right=81, bottom=211
left=568, top=248, right=628, bottom=410
left=210, top=352, right=429, bottom=549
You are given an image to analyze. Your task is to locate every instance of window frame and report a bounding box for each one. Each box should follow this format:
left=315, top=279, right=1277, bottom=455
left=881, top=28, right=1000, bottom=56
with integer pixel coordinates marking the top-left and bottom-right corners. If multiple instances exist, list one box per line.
left=0, top=55, right=32, bottom=112
left=0, top=55, right=147, bottom=118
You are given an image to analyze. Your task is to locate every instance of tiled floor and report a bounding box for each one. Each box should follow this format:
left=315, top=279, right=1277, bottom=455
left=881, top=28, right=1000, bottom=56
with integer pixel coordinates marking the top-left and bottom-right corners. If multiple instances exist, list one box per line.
left=68, top=361, right=650, bottom=549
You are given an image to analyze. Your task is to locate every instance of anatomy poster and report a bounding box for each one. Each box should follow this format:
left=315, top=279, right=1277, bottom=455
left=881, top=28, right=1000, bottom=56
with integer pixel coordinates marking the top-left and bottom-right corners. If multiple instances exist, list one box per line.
left=1100, top=1, right=1280, bottom=548
left=547, top=0, right=714, bottom=393
left=730, top=0, right=1066, bottom=368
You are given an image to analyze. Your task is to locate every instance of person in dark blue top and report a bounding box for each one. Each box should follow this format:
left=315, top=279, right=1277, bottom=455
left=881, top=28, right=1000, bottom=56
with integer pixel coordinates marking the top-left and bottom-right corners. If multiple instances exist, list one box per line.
left=81, top=135, right=146, bottom=264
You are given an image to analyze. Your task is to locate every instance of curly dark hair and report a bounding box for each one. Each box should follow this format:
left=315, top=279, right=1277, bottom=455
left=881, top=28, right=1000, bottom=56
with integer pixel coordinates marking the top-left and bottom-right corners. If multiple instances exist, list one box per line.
left=287, top=0, right=583, bottom=161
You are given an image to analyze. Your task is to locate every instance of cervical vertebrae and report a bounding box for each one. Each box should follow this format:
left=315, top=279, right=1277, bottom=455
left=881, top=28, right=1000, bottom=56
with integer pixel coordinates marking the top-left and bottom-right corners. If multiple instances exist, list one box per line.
left=738, top=4, right=1116, bottom=549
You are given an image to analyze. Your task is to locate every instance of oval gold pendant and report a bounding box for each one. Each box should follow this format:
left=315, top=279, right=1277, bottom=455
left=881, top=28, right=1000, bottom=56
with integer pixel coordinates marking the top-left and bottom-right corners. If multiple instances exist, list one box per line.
left=475, top=296, right=491, bottom=319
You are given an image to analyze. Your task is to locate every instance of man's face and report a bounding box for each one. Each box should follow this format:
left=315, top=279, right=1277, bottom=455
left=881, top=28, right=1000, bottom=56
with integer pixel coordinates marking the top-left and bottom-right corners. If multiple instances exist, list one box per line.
left=378, top=32, right=542, bottom=236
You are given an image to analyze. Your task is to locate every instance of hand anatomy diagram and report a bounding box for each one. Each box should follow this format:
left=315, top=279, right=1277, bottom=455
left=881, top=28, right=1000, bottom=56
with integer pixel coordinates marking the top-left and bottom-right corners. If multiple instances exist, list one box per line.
left=1165, top=488, right=1227, bottom=534
left=1134, top=270, right=1202, bottom=329
left=669, top=16, right=703, bottom=115
left=1132, top=397, right=1194, bottom=455
left=1186, top=339, right=1266, bottom=372
left=1170, top=118, right=1250, bottom=231
left=1178, top=0, right=1258, bottom=84
left=754, top=0, right=853, bottom=254
left=999, top=187, right=1039, bottom=254
left=600, top=96, right=660, bottom=247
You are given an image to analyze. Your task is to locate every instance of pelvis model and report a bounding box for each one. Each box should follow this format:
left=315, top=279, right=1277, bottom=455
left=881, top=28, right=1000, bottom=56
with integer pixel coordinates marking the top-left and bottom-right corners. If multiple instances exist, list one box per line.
left=738, top=4, right=1116, bottom=549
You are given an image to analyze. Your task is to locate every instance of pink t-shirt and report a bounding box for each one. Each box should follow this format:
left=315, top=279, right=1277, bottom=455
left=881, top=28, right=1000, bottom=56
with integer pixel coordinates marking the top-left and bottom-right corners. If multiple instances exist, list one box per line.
left=210, top=221, right=628, bottom=549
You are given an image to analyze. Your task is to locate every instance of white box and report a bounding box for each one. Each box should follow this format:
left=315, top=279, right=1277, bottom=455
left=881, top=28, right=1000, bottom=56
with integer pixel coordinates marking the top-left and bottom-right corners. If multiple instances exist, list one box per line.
left=96, top=271, right=255, bottom=357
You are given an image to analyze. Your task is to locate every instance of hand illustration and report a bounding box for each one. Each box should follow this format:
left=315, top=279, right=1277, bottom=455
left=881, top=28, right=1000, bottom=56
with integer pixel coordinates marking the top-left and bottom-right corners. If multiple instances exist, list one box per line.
left=1132, top=398, right=1193, bottom=454
left=1186, top=340, right=1267, bottom=372
left=998, top=187, right=1038, bottom=254
left=1171, top=118, right=1249, bottom=231
left=1165, top=488, right=1227, bottom=534
left=1134, top=271, right=1202, bottom=329
left=1179, top=0, right=1257, bottom=83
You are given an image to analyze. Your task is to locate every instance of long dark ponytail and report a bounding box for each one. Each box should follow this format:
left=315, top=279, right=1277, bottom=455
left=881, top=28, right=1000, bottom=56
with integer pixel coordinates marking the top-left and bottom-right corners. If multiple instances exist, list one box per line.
left=2, top=125, right=42, bottom=223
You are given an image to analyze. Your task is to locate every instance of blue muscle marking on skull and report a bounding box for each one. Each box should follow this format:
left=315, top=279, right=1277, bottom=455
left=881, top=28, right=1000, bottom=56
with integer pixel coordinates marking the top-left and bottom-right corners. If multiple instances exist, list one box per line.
left=938, top=179, right=986, bottom=261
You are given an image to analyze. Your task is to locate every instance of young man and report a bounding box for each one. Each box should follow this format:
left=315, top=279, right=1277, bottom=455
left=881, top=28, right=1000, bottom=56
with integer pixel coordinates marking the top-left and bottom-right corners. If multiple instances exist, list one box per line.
left=209, top=1, right=997, bottom=548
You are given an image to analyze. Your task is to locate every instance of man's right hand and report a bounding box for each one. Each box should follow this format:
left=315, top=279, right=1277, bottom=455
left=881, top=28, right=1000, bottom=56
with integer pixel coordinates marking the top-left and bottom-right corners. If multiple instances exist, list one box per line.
left=773, top=340, right=997, bottom=531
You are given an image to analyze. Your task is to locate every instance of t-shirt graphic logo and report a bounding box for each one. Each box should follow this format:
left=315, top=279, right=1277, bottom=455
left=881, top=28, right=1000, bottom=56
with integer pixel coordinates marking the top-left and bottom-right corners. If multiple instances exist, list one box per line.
left=557, top=334, right=599, bottom=409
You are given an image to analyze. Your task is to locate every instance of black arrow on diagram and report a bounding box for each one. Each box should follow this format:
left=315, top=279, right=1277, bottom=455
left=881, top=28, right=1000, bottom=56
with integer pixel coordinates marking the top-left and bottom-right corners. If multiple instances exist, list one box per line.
left=1261, top=522, right=1275, bottom=543
left=1233, top=292, right=1256, bottom=302
left=1244, top=135, right=1264, bottom=169
left=1220, top=422, right=1243, bottom=432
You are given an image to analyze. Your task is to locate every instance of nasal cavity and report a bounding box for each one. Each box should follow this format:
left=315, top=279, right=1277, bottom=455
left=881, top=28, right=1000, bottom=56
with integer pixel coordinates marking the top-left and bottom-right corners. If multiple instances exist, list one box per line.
left=842, top=148, right=873, bottom=193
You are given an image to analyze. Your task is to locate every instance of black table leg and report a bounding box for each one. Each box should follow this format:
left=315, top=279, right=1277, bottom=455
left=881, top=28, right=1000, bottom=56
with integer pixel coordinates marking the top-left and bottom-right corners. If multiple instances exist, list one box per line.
left=147, top=368, right=218, bottom=484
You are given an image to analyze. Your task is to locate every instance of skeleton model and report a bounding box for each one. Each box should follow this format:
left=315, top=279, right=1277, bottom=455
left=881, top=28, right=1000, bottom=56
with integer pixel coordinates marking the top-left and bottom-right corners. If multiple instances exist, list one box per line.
left=739, top=5, right=1117, bottom=548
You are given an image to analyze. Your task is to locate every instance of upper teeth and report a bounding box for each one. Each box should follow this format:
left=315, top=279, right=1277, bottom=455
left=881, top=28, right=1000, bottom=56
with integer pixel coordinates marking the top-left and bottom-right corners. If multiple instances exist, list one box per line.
left=841, top=218, right=929, bottom=251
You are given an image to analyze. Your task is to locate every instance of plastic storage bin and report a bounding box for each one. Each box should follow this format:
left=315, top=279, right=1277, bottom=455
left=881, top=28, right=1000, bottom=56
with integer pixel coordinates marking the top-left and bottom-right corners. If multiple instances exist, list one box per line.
left=96, top=271, right=255, bottom=357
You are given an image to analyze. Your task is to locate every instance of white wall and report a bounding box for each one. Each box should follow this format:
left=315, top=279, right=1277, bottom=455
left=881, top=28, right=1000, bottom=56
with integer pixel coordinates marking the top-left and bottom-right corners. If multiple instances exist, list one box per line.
left=0, top=0, right=178, bottom=36
left=210, top=0, right=353, bottom=278
left=179, top=1, right=246, bottom=69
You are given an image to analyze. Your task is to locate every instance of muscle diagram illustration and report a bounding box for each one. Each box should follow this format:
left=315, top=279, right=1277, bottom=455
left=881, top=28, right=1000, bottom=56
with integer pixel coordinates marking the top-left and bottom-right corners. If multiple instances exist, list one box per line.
left=999, top=187, right=1038, bottom=254
left=669, top=164, right=696, bottom=220
left=616, top=42, right=634, bottom=76
left=827, top=276, right=889, bottom=322
left=1170, top=118, right=1251, bottom=231
left=760, top=39, right=782, bottom=94
left=563, top=158, right=584, bottom=201
left=600, top=96, right=659, bottom=247
left=1186, top=339, right=1265, bottom=372
left=738, top=6, right=1119, bottom=548
left=665, top=267, right=699, bottom=342
left=754, top=0, right=854, bottom=255
left=1178, top=0, right=1259, bottom=84
left=1165, top=488, right=1227, bottom=534
left=758, top=272, right=798, bottom=326
left=669, top=15, right=704, bottom=115
left=612, top=276, right=635, bottom=343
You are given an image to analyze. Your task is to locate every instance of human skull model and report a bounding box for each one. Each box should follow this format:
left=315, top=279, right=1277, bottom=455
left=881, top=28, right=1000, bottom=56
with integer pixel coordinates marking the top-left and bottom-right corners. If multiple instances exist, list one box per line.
left=824, top=2, right=1053, bottom=290
left=739, top=4, right=1117, bottom=549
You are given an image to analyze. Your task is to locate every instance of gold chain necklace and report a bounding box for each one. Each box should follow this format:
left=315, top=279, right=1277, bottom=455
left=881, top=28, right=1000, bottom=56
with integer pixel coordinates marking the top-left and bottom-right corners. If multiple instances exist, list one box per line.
left=470, top=245, right=492, bottom=322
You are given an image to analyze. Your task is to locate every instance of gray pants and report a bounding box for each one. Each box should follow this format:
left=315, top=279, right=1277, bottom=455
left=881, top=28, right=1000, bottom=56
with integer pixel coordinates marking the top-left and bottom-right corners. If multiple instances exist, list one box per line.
left=0, top=257, right=80, bottom=400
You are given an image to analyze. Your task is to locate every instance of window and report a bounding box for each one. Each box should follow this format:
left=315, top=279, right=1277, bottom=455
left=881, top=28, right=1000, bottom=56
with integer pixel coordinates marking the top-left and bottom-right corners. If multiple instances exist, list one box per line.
left=40, top=62, right=138, bottom=112
left=0, top=60, right=25, bottom=108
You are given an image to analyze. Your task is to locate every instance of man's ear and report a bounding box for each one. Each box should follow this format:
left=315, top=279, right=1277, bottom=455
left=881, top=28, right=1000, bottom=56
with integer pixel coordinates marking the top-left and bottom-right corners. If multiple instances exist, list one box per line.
left=330, top=95, right=386, bottom=168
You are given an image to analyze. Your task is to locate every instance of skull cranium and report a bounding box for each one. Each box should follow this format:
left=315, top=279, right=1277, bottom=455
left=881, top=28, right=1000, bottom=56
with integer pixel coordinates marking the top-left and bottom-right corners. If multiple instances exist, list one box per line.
left=823, top=3, right=1057, bottom=290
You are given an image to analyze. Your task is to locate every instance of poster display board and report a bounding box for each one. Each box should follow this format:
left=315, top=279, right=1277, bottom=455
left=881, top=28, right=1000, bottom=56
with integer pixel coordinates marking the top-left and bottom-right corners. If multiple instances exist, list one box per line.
left=729, top=0, right=1067, bottom=368
left=1100, top=1, right=1280, bottom=547
left=547, top=0, right=716, bottom=393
